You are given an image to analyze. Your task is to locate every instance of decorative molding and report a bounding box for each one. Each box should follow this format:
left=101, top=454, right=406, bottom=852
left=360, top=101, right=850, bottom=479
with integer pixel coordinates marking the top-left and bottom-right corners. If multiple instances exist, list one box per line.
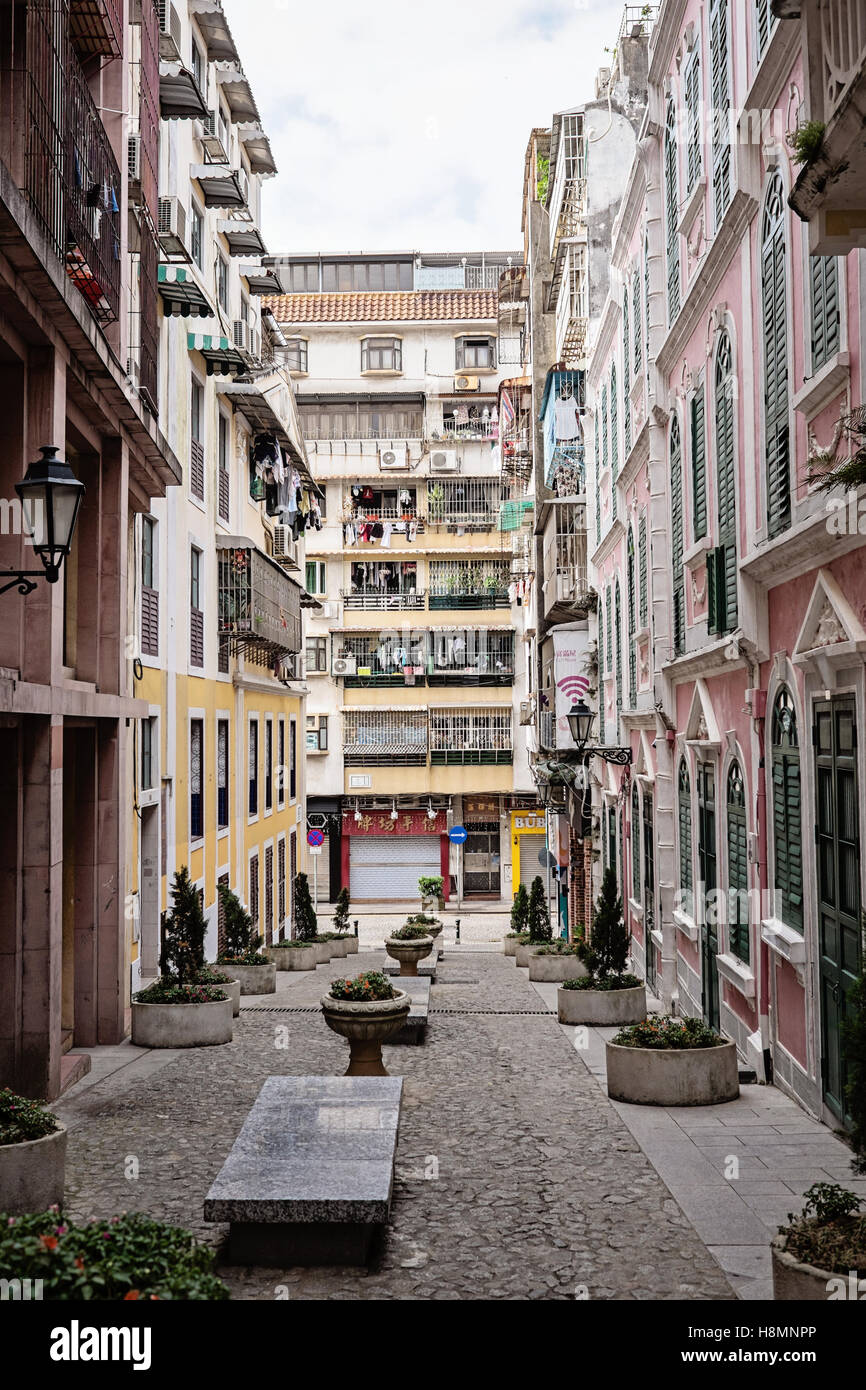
left=794, top=353, right=851, bottom=421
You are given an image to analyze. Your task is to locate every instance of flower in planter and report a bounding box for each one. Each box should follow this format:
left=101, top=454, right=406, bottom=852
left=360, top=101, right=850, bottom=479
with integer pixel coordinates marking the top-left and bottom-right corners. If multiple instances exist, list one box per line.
left=133, top=982, right=228, bottom=1005
left=330, top=971, right=395, bottom=1002
left=779, top=1183, right=866, bottom=1278
left=0, top=1090, right=59, bottom=1147
left=389, top=925, right=432, bottom=941
left=562, top=973, right=642, bottom=991
left=611, top=1015, right=726, bottom=1049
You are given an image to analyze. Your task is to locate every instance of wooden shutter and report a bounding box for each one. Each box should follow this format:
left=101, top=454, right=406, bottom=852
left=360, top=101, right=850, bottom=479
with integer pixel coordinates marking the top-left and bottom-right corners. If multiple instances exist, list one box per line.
left=810, top=256, right=840, bottom=371
left=638, top=515, right=648, bottom=627
left=670, top=416, right=685, bottom=655
left=627, top=530, right=636, bottom=707
left=691, top=385, right=707, bottom=540
left=605, top=584, right=612, bottom=671
left=190, top=438, right=205, bottom=501
left=685, top=51, right=702, bottom=195
left=594, top=408, right=602, bottom=545
left=141, top=586, right=159, bottom=656
left=597, top=598, right=605, bottom=745
left=763, top=173, right=790, bottom=537
left=601, top=384, right=608, bottom=474
left=623, top=293, right=631, bottom=457
left=756, top=0, right=771, bottom=57
left=633, top=270, right=643, bottom=375
left=610, top=366, right=618, bottom=520
left=190, top=607, right=204, bottom=667
left=771, top=690, right=803, bottom=931
left=710, top=0, right=731, bottom=225
left=614, top=580, right=622, bottom=726
left=715, top=332, right=738, bottom=631
left=727, top=762, right=749, bottom=962
left=631, top=783, right=641, bottom=902
left=678, top=759, right=693, bottom=896
left=664, top=103, right=680, bottom=323
left=264, top=844, right=274, bottom=946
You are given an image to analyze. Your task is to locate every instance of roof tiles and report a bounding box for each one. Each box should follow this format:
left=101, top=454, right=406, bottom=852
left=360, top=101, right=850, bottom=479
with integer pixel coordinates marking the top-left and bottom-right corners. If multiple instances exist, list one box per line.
left=264, top=290, right=499, bottom=325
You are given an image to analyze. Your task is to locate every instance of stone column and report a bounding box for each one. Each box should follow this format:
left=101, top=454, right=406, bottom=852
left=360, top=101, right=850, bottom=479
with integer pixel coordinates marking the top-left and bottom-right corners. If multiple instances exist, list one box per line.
left=20, top=715, right=63, bottom=1099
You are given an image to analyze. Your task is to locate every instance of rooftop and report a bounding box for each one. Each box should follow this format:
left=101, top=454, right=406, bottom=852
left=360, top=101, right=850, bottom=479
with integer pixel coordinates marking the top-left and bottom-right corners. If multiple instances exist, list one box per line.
left=264, top=290, right=499, bottom=325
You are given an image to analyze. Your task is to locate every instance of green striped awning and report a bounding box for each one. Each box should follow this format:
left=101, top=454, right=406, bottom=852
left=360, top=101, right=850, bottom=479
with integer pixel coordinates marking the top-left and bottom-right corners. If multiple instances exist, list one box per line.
left=187, top=331, right=246, bottom=376
left=158, top=264, right=214, bottom=317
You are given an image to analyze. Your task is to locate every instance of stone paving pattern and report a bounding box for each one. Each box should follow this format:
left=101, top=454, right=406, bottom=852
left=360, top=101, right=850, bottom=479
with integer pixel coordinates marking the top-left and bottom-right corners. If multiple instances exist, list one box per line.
left=56, top=946, right=736, bottom=1300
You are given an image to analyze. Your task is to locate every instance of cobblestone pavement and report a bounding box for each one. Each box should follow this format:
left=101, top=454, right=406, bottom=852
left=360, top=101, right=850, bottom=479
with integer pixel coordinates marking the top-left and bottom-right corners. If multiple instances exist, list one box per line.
left=55, top=948, right=736, bottom=1301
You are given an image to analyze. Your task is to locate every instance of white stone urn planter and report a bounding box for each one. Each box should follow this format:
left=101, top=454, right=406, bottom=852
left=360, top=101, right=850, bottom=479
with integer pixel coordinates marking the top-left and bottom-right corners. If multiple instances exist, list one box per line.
left=218, top=961, right=277, bottom=996
left=770, top=1233, right=861, bottom=1300
left=384, top=935, right=433, bottom=977
left=131, top=997, right=233, bottom=1048
left=528, top=952, right=588, bottom=983
left=605, top=1039, right=739, bottom=1106
left=269, top=944, right=317, bottom=971
left=320, top=989, right=410, bottom=1076
left=558, top=983, right=647, bottom=1026
left=0, top=1124, right=67, bottom=1215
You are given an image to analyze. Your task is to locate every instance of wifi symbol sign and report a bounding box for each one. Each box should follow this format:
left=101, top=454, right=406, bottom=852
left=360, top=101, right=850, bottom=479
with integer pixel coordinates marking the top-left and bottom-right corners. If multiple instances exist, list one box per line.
left=557, top=675, right=589, bottom=702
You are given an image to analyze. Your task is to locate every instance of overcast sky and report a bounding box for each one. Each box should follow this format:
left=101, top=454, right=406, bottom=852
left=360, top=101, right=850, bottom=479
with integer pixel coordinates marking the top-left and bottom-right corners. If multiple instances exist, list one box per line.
left=227, top=0, right=626, bottom=257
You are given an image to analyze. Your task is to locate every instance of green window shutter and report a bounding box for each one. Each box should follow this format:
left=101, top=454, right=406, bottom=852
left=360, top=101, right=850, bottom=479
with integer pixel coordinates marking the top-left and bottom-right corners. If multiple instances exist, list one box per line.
left=771, top=690, right=803, bottom=932
left=670, top=416, right=685, bottom=655
left=678, top=759, right=693, bottom=895
left=638, top=515, right=648, bottom=627
left=632, top=783, right=641, bottom=901
left=810, top=256, right=841, bottom=371
left=664, top=103, right=681, bottom=323
left=691, top=385, right=707, bottom=540
left=610, top=366, right=618, bottom=521
left=627, top=530, right=636, bottom=707
left=707, top=546, right=719, bottom=635
left=710, top=0, right=731, bottom=226
left=685, top=52, right=702, bottom=195
left=623, top=294, right=631, bottom=457
left=597, top=602, right=604, bottom=745
left=633, top=270, right=643, bottom=376
left=727, top=761, right=749, bottom=962
left=594, top=408, right=602, bottom=545
left=605, top=584, right=612, bottom=671
left=756, top=0, right=776, bottom=58
left=601, top=384, right=609, bottom=473
left=763, top=172, right=791, bottom=538
left=615, top=580, right=622, bottom=726
left=714, top=332, right=738, bottom=632
left=644, top=232, right=650, bottom=363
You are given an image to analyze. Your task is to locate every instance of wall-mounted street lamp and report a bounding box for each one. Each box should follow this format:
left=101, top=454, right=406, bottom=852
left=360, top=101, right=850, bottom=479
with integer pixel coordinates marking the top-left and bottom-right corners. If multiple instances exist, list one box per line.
left=1, top=447, right=85, bottom=598
left=565, top=700, right=633, bottom=766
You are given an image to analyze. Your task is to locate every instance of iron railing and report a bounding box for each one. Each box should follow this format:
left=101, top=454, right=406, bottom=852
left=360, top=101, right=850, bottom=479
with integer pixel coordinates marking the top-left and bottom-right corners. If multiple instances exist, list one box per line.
left=342, top=589, right=426, bottom=611
left=217, top=540, right=302, bottom=666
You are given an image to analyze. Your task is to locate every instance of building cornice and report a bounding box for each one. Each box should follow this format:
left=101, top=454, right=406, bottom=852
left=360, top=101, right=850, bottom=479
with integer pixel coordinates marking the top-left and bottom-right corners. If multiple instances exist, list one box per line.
left=647, top=0, right=689, bottom=87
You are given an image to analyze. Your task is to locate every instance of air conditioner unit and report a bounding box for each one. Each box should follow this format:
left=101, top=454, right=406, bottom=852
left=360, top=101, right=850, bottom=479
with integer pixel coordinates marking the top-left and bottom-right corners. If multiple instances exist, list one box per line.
left=127, top=134, right=142, bottom=184
left=157, top=196, right=187, bottom=257
left=233, top=319, right=252, bottom=354
left=157, top=0, right=182, bottom=61
left=333, top=656, right=357, bottom=676
left=430, top=449, right=460, bottom=474
left=379, top=443, right=409, bottom=471
left=199, top=112, right=228, bottom=162
left=126, top=355, right=141, bottom=390
left=237, top=168, right=250, bottom=206
left=322, top=601, right=339, bottom=620
left=271, top=525, right=298, bottom=567
left=454, top=375, right=481, bottom=392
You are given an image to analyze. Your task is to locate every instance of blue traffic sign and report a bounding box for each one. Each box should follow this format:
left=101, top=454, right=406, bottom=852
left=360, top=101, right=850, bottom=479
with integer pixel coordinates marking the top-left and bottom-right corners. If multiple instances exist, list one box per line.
left=449, top=825, right=468, bottom=845
left=307, top=829, right=325, bottom=847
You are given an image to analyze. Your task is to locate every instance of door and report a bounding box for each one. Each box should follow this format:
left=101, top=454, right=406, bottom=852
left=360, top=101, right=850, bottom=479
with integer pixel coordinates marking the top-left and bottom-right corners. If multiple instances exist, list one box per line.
left=643, top=790, right=657, bottom=996
left=350, top=836, right=440, bottom=900
left=814, top=697, right=861, bottom=1121
left=463, top=821, right=501, bottom=896
left=698, top=761, right=720, bottom=1030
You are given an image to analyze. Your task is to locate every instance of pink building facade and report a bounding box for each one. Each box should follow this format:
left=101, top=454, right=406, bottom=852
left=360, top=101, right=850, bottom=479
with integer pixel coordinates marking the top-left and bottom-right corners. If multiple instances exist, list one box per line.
left=587, top=0, right=865, bottom=1128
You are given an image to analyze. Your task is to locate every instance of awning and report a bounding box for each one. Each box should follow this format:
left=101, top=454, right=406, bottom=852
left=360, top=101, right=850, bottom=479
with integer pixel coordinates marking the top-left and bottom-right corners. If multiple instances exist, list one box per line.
left=187, top=331, right=246, bottom=376
left=237, top=125, right=277, bottom=177
left=216, top=369, right=308, bottom=464
left=241, top=264, right=283, bottom=295
left=190, top=163, right=247, bottom=209
left=216, top=63, right=260, bottom=123
left=218, top=219, right=267, bottom=257
left=189, top=0, right=241, bottom=63
left=157, top=264, right=214, bottom=317
left=159, top=62, right=209, bottom=120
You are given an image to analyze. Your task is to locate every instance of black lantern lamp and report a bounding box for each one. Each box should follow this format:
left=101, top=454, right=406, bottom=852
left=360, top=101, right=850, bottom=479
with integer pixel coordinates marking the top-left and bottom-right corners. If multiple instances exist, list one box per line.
left=566, top=699, right=632, bottom=766
left=536, top=777, right=554, bottom=807
left=3, top=447, right=85, bottom=596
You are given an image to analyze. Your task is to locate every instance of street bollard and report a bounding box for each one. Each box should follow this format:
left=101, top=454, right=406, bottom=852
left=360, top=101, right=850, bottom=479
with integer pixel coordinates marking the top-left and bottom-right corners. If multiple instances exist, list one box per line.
left=455, top=918, right=461, bottom=945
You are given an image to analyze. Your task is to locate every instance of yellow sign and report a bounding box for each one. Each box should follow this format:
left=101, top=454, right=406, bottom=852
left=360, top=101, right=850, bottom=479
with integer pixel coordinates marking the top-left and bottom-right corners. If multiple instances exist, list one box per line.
left=511, top=809, right=547, bottom=898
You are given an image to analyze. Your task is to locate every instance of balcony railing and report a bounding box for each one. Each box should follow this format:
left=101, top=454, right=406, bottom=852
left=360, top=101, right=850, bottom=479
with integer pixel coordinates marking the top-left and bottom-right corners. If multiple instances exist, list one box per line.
left=820, top=1, right=866, bottom=121
left=428, top=592, right=510, bottom=610
left=434, top=419, right=499, bottom=441
left=342, top=589, right=426, bottom=611
left=430, top=749, right=513, bottom=765
left=217, top=538, right=301, bottom=666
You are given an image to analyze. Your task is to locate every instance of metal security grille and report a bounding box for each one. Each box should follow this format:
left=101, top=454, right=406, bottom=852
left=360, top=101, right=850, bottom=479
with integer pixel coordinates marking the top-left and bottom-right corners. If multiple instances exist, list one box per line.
left=343, top=710, right=428, bottom=765
left=264, top=845, right=274, bottom=947
left=249, top=854, right=259, bottom=929
left=277, top=838, right=286, bottom=939
left=190, top=720, right=203, bottom=840
left=430, top=707, right=512, bottom=765
left=428, top=559, right=510, bottom=606
left=555, top=502, right=588, bottom=594
left=427, top=479, right=499, bottom=528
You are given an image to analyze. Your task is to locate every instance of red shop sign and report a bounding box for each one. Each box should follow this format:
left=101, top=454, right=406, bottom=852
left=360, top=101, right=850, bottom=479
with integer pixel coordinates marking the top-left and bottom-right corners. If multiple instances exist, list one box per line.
left=343, top=811, right=447, bottom=836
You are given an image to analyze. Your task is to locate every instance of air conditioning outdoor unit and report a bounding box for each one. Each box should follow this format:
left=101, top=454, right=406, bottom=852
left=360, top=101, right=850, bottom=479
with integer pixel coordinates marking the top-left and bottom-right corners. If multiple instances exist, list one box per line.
left=454, top=375, right=481, bottom=392
left=157, top=0, right=182, bottom=61
left=333, top=656, right=357, bottom=676
left=556, top=571, right=576, bottom=602
left=199, top=112, right=228, bottom=162
left=379, top=443, right=409, bottom=470
left=322, top=601, right=339, bottom=620
left=233, top=319, right=252, bottom=354
left=430, top=449, right=460, bottom=474
left=271, top=526, right=298, bottom=567
left=127, top=134, right=142, bottom=184
left=157, top=197, right=187, bottom=257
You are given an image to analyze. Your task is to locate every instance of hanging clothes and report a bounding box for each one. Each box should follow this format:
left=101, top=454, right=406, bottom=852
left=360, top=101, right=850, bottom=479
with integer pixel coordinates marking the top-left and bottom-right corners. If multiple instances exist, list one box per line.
left=554, top=392, right=582, bottom=442
left=380, top=522, right=393, bottom=548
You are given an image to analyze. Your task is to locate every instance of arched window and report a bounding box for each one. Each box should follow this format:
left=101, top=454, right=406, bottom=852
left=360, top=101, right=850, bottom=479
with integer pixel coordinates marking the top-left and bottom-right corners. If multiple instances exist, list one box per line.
left=678, top=759, right=693, bottom=899
left=610, top=366, right=619, bottom=520
left=627, top=529, right=636, bottom=707
left=664, top=101, right=681, bottom=322
left=710, top=0, right=732, bottom=225
left=727, top=760, right=749, bottom=962
left=711, top=330, right=738, bottom=633
left=771, top=688, right=803, bottom=931
left=631, top=781, right=641, bottom=902
left=762, top=170, right=790, bottom=537
left=670, top=415, right=685, bottom=655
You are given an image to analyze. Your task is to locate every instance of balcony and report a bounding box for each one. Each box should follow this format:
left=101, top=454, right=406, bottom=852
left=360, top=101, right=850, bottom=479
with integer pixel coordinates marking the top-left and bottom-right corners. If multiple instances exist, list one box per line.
left=430, top=749, right=513, bottom=765
left=69, top=0, right=122, bottom=58
left=554, top=245, right=588, bottom=367
left=217, top=537, right=302, bottom=667
left=343, top=711, right=428, bottom=766
left=785, top=1, right=866, bottom=252
left=342, top=589, right=426, bottom=611
left=428, top=560, right=510, bottom=609
left=428, top=592, right=509, bottom=610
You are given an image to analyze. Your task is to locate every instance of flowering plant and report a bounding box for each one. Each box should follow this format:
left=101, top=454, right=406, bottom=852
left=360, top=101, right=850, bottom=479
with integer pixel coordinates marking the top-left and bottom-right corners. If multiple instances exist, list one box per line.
left=329, top=972, right=395, bottom=1002
left=611, top=1016, right=725, bottom=1049
left=0, top=1089, right=59, bottom=1147
left=133, top=982, right=228, bottom=1005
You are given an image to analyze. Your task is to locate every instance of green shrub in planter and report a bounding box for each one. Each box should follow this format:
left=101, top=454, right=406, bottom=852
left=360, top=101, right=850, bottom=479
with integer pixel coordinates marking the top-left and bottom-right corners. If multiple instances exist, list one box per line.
left=333, top=887, right=351, bottom=936
left=389, top=925, right=432, bottom=941
left=294, top=872, right=318, bottom=942
left=511, top=883, right=529, bottom=936
left=536, top=942, right=580, bottom=956
left=134, top=982, right=228, bottom=1004
left=406, top=913, right=441, bottom=928
left=506, top=932, right=530, bottom=942
left=0, top=1210, right=228, bottom=1300
left=843, top=942, right=866, bottom=1174
left=780, top=1183, right=866, bottom=1276
left=562, top=974, right=642, bottom=991
left=330, top=971, right=395, bottom=1002
left=612, top=1016, right=726, bottom=1049
left=0, top=1090, right=59, bottom=1147
left=216, top=884, right=269, bottom=967
left=527, top=876, right=551, bottom=943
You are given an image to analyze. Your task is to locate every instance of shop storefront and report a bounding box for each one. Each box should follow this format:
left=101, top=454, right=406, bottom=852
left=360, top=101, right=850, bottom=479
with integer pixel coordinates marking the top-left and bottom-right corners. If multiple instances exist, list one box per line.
left=510, top=808, right=547, bottom=898
left=342, top=809, right=449, bottom=901
left=462, top=796, right=503, bottom=897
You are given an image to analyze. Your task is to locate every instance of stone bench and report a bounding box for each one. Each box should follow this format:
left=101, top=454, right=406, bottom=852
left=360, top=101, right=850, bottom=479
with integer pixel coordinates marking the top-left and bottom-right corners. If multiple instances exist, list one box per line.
left=204, top=1075, right=402, bottom=1266
left=393, top=976, right=431, bottom=1044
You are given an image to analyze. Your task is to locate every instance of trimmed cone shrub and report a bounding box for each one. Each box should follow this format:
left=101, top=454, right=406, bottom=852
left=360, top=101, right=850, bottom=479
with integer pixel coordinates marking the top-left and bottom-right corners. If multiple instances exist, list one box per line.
left=294, top=872, right=318, bottom=942
left=511, top=882, right=529, bottom=935
left=158, top=867, right=207, bottom=985
left=527, top=875, right=551, bottom=944
left=587, top=867, right=629, bottom=980
left=334, top=886, right=351, bottom=936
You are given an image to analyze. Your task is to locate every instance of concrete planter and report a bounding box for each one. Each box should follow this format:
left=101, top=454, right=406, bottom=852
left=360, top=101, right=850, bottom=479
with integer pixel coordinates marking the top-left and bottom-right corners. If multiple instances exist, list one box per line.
left=217, top=961, right=277, bottom=996
left=312, top=940, right=334, bottom=965
left=504, top=936, right=523, bottom=957
left=131, top=998, right=233, bottom=1048
left=528, top=953, right=588, bottom=983
left=605, top=1040, right=739, bottom=1106
left=770, top=1233, right=860, bottom=1300
left=329, top=936, right=351, bottom=959
left=0, top=1124, right=67, bottom=1215
left=205, top=975, right=240, bottom=1016
left=346, top=935, right=359, bottom=955
left=515, top=942, right=549, bottom=968
left=266, top=945, right=317, bottom=972
left=558, top=984, right=647, bottom=1026
left=384, top=936, right=433, bottom=977
left=321, top=990, right=411, bottom=1076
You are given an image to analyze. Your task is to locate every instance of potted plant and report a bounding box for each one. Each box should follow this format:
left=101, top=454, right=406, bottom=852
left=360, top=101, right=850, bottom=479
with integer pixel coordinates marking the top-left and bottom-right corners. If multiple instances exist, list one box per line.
left=528, top=941, right=588, bottom=982
left=214, top=883, right=276, bottom=996
left=294, top=871, right=330, bottom=964
left=772, top=1183, right=865, bottom=1300
left=406, top=912, right=443, bottom=949
left=195, top=966, right=241, bottom=1017
left=0, top=1090, right=66, bottom=1217
left=516, top=876, right=552, bottom=966
left=321, top=971, right=410, bottom=1076
left=418, top=874, right=444, bottom=913
left=266, top=940, right=318, bottom=971
left=0, top=1210, right=228, bottom=1299
left=334, top=888, right=358, bottom=955
left=558, top=868, right=647, bottom=1024
left=131, top=868, right=232, bottom=1048
left=605, top=1015, right=739, bottom=1106
left=506, top=882, right=529, bottom=955
left=843, top=940, right=866, bottom=1175
left=385, top=924, right=434, bottom=977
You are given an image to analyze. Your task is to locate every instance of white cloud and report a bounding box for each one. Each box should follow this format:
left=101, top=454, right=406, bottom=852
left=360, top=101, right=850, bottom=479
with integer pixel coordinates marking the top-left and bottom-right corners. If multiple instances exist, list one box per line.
left=225, top=0, right=626, bottom=254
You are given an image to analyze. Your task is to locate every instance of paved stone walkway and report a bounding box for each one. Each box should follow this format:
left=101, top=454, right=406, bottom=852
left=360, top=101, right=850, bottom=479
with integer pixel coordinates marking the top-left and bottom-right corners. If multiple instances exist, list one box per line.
left=54, top=946, right=736, bottom=1300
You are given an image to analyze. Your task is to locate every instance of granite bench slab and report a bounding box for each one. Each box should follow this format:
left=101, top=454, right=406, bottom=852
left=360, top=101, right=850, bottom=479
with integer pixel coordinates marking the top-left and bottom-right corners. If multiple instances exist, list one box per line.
left=393, top=976, right=431, bottom=1043
left=204, top=1075, right=402, bottom=1266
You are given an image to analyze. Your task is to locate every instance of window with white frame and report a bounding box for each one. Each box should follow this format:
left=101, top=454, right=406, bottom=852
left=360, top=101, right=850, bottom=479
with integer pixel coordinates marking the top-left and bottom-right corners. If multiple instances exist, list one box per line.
left=456, top=336, right=496, bottom=370
left=361, top=337, right=402, bottom=371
